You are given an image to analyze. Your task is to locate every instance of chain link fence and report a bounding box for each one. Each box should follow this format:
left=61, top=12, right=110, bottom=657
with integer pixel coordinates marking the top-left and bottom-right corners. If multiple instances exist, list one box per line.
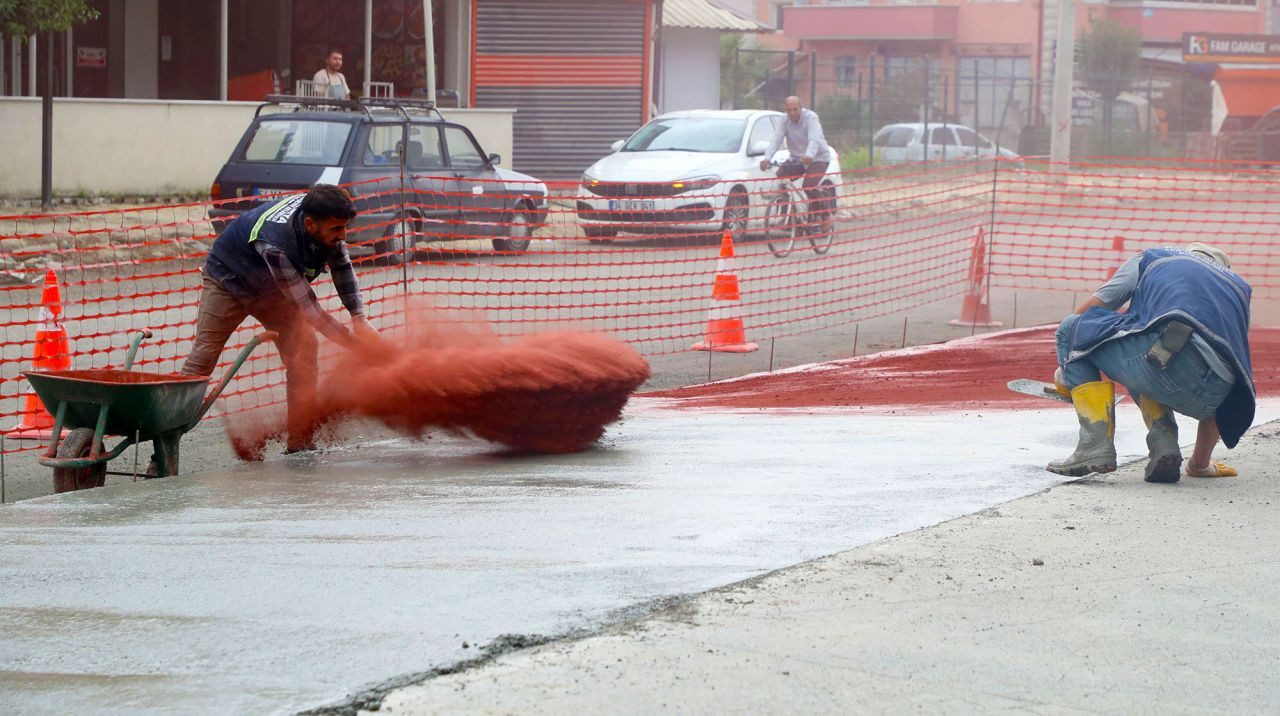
left=724, top=47, right=1223, bottom=166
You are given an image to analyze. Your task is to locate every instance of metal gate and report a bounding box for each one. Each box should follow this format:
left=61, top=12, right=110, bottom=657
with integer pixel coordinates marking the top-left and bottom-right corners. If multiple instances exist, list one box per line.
left=472, top=0, right=651, bottom=179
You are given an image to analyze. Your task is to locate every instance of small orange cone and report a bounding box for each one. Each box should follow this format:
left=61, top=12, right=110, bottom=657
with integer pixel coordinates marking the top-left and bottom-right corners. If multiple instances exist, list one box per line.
left=949, top=225, right=1002, bottom=328
left=692, top=231, right=758, bottom=353
left=8, top=270, right=73, bottom=440
left=1107, top=236, right=1126, bottom=279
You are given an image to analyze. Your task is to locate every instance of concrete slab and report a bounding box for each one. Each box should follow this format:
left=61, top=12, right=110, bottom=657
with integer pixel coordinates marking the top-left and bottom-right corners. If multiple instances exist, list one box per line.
left=375, top=419, right=1280, bottom=714
left=3, top=400, right=1276, bottom=713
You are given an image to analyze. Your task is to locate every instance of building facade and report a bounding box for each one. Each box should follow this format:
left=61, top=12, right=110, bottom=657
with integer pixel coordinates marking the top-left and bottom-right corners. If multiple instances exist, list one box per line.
left=767, top=0, right=1272, bottom=138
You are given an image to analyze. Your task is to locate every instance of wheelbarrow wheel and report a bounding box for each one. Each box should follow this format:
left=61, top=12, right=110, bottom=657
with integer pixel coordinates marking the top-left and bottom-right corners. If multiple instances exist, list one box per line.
left=52, top=428, right=108, bottom=493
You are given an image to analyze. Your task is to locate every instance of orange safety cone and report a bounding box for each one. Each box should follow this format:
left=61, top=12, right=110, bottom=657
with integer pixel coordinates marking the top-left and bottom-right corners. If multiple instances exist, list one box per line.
left=949, top=225, right=1003, bottom=328
left=1107, top=236, right=1126, bottom=279
left=8, top=270, right=73, bottom=440
left=692, top=231, right=759, bottom=353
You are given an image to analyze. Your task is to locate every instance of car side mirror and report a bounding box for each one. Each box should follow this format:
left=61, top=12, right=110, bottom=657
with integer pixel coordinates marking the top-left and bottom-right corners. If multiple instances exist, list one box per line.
left=487, top=152, right=501, bottom=166
left=610, top=139, right=625, bottom=153
left=747, top=140, right=770, bottom=157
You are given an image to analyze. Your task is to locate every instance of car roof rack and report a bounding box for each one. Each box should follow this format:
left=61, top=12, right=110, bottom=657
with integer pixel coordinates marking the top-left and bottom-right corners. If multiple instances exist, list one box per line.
left=257, top=95, right=445, bottom=122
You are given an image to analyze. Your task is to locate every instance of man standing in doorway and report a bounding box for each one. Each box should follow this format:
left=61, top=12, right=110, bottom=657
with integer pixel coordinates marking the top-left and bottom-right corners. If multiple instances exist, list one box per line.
left=759, top=95, right=833, bottom=219
left=313, top=49, right=351, bottom=100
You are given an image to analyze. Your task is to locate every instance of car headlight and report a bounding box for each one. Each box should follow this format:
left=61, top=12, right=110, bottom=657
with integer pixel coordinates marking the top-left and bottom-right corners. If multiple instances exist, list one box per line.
left=670, top=175, right=720, bottom=194
left=581, top=172, right=602, bottom=191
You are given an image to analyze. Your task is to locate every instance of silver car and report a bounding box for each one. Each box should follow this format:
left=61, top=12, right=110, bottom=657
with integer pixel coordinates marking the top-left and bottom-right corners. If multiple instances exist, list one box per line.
left=873, top=123, right=1020, bottom=164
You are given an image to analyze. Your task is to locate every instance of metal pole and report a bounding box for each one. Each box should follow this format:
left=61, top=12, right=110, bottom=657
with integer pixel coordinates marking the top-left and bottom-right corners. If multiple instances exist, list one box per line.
left=786, top=51, right=796, bottom=99
left=769, top=337, right=775, bottom=372
left=424, top=0, right=437, bottom=100
left=365, top=0, right=373, bottom=95
left=732, top=46, right=740, bottom=110
left=867, top=56, right=876, bottom=167
left=42, top=31, right=52, bottom=210
left=65, top=28, right=73, bottom=97
left=809, top=49, right=817, bottom=109
left=942, top=80, right=949, bottom=161
left=923, top=57, right=931, bottom=160
left=973, top=63, right=979, bottom=129
left=1152, top=73, right=1162, bottom=156
left=852, top=323, right=859, bottom=356
left=901, top=316, right=908, bottom=348
left=12, top=34, right=22, bottom=95
left=1, top=435, right=6, bottom=504
left=399, top=123, right=410, bottom=295
left=1, top=34, right=6, bottom=96
left=27, top=35, right=35, bottom=97
left=219, top=0, right=228, bottom=101
left=1049, top=0, right=1076, bottom=165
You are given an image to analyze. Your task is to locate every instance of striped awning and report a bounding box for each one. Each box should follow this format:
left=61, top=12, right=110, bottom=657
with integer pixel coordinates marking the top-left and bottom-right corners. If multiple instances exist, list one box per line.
left=662, top=0, right=772, bottom=32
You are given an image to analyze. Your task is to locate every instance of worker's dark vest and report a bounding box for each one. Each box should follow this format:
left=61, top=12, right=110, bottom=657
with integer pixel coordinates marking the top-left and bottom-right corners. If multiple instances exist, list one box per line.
left=205, top=194, right=334, bottom=308
left=1066, top=247, right=1254, bottom=447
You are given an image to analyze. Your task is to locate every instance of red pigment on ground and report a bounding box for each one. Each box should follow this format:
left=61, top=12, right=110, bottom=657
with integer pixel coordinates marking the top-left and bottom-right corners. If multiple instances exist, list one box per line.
left=226, top=309, right=650, bottom=458
left=647, top=326, right=1280, bottom=411
left=30, top=369, right=203, bottom=384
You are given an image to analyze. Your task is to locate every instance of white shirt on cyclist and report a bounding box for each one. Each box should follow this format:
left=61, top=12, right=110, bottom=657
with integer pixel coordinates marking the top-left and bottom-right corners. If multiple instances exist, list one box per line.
left=766, top=108, right=831, bottom=164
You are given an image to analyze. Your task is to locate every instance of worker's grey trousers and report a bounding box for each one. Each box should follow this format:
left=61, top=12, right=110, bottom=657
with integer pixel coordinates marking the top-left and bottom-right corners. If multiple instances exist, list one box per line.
left=181, top=273, right=319, bottom=451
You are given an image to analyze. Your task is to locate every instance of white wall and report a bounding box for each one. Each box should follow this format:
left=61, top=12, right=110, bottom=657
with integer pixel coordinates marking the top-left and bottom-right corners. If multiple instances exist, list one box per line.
left=0, top=98, right=515, bottom=197
left=660, top=27, right=721, bottom=113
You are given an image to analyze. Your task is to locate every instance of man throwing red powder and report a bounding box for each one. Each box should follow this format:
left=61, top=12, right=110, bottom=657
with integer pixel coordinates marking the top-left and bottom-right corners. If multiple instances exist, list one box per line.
left=182, top=184, right=380, bottom=453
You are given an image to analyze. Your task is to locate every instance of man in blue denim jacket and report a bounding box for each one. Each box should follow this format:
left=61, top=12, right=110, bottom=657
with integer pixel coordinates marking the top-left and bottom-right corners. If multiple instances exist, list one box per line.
left=1047, top=243, right=1253, bottom=483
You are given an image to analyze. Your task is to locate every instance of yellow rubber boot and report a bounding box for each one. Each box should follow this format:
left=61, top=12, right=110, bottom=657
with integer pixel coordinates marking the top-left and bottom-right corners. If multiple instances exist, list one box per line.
left=1046, top=380, right=1117, bottom=477
left=1137, top=395, right=1181, bottom=483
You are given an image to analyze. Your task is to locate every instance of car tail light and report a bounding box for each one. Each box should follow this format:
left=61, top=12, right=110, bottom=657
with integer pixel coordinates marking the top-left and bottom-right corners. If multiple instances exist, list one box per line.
left=210, top=182, right=222, bottom=200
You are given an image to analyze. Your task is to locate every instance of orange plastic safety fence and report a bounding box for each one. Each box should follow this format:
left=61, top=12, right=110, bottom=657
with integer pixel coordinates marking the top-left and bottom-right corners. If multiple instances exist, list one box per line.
left=5, top=157, right=1277, bottom=456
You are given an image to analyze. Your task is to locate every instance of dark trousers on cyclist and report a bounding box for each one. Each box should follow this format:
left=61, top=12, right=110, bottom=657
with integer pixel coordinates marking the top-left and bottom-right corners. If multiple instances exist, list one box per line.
left=777, top=160, right=831, bottom=223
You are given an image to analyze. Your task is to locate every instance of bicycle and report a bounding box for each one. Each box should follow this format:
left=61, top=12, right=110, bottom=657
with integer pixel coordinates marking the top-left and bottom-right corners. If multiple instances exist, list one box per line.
left=762, top=159, right=838, bottom=258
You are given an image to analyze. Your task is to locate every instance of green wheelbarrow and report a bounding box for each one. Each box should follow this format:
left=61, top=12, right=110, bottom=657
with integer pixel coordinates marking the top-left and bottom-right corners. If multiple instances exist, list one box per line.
left=23, top=329, right=277, bottom=493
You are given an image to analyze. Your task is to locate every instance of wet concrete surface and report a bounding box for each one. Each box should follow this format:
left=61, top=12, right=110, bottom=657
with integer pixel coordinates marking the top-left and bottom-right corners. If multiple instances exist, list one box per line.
left=3, top=399, right=1278, bottom=714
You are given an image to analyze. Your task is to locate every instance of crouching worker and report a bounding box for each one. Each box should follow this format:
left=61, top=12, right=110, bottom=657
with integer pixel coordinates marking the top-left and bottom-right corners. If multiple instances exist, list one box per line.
left=181, top=184, right=381, bottom=453
left=1048, top=243, right=1254, bottom=483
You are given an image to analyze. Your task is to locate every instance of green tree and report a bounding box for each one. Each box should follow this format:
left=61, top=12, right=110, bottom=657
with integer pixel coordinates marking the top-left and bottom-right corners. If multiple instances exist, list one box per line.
left=1, top=0, right=97, bottom=36
left=1078, top=18, right=1142, bottom=144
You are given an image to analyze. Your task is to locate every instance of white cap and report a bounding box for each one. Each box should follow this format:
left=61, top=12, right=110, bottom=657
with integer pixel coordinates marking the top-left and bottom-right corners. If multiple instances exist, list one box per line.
left=1187, top=242, right=1230, bottom=269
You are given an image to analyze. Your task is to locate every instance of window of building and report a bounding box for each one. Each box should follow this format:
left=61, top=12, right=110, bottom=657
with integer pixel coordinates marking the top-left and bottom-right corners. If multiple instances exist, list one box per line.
left=883, top=56, right=930, bottom=79
left=957, top=56, right=1032, bottom=132
left=835, top=56, right=856, bottom=89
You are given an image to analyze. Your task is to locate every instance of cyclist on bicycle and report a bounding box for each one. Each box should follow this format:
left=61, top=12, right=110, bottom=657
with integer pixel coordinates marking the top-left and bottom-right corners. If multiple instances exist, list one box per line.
left=759, top=96, right=832, bottom=221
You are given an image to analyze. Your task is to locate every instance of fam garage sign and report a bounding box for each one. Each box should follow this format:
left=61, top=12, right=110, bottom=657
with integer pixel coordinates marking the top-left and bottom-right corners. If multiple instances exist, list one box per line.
left=1183, top=33, right=1280, bottom=64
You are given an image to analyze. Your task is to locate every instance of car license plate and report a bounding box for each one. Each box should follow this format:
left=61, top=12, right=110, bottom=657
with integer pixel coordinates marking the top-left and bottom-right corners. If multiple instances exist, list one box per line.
left=609, top=199, right=655, bottom=211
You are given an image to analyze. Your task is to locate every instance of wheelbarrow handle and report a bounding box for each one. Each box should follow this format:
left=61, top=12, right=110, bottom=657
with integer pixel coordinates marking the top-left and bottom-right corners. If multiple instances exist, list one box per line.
left=123, top=329, right=155, bottom=371
left=185, top=331, right=279, bottom=432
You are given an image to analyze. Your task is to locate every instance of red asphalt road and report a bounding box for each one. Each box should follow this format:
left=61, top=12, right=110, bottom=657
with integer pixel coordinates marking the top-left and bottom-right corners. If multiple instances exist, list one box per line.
left=647, top=325, right=1280, bottom=411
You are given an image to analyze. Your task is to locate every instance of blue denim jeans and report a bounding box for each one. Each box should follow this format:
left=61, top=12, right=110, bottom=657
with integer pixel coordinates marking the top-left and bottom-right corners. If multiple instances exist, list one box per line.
left=1056, top=314, right=1232, bottom=420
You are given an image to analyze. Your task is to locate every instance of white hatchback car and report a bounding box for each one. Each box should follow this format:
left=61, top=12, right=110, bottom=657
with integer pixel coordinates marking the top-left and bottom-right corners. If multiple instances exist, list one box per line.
left=873, top=122, right=1019, bottom=164
left=576, top=109, right=843, bottom=238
